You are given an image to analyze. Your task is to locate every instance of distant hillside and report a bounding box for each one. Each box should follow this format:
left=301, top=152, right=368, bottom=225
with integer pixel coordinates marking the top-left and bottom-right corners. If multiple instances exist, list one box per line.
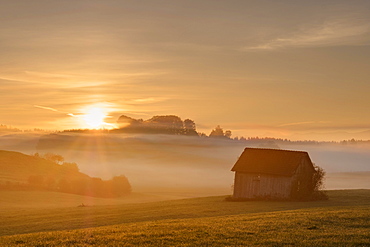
left=0, top=150, right=131, bottom=197
left=0, top=150, right=89, bottom=184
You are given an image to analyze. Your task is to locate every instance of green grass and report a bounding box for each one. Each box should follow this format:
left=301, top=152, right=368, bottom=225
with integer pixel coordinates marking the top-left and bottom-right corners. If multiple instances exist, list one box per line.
left=0, top=190, right=369, bottom=246
left=1, top=205, right=369, bottom=246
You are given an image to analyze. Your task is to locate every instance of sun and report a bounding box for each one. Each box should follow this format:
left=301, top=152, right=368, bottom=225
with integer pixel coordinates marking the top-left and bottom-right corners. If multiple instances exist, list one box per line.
left=82, top=107, right=107, bottom=129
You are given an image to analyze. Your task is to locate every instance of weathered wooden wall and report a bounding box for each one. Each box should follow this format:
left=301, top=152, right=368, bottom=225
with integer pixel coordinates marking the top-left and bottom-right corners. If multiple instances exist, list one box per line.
left=233, top=156, right=315, bottom=199
left=232, top=152, right=316, bottom=199
left=233, top=172, right=292, bottom=199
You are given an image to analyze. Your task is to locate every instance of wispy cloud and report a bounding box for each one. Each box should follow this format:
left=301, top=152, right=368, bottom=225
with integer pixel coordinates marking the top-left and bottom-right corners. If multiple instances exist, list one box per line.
left=24, top=71, right=74, bottom=79
left=34, top=105, right=59, bottom=112
left=34, top=105, right=76, bottom=117
left=132, top=97, right=169, bottom=104
left=244, top=19, right=370, bottom=51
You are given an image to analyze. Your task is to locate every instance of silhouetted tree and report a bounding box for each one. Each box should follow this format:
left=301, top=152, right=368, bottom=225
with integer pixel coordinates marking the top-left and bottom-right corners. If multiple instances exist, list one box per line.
left=224, top=130, right=232, bottom=139
left=117, top=115, right=142, bottom=128
left=146, top=115, right=184, bottom=134
left=42, top=153, right=64, bottom=164
left=183, top=119, right=198, bottom=136
left=209, top=125, right=225, bottom=138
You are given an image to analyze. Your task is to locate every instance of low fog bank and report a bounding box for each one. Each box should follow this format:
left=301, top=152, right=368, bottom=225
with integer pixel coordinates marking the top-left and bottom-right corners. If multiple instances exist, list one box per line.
left=1, top=132, right=370, bottom=195
left=0, top=133, right=42, bottom=153
left=325, top=172, right=370, bottom=190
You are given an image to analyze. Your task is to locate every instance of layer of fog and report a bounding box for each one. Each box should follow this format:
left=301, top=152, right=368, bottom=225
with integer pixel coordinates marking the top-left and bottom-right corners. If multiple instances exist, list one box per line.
left=0, top=132, right=369, bottom=196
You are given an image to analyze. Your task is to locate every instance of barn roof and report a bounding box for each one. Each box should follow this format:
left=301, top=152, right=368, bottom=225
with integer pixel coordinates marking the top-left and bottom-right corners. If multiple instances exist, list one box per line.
left=231, top=148, right=314, bottom=176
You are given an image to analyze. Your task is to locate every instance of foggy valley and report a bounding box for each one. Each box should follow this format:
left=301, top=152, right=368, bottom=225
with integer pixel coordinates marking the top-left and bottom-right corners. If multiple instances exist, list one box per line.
left=1, top=132, right=369, bottom=197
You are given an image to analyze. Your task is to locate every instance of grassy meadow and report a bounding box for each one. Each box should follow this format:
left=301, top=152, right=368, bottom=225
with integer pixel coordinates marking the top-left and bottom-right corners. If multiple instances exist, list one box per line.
left=0, top=190, right=369, bottom=246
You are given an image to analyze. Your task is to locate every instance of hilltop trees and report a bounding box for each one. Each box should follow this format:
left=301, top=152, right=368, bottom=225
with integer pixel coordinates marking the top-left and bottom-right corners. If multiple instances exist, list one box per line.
left=117, top=115, right=142, bottom=128
left=114, top=114, right=199, bottom=136
left=184, top=119, right=198, bottom=136
left=65, top=113, right=239, bottom=139
left=209, top=125, right=224, bottom=137
left=114, top=114, right=237, bottom=139
left=209, top=125, right=232, bottom=139
left=146, top=115, right=184, bottom=134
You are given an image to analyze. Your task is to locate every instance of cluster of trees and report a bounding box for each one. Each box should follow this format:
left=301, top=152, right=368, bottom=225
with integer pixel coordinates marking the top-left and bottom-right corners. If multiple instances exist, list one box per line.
left=115, top=115, right=235, bottom=139
left=21, top=153, right=131, bottom=197
left=114, top=115, right=198, bottom=136
left=341, top=139, right=370, bottom=145
left=0, top=124, right=22, bottom=133
left=27, top=174, right=131, bottom=198
left=208, top=125, right=232, bottom=139
left=0, top=124, right=49, bottom=133
left=34, top=152, right=79, bottom=172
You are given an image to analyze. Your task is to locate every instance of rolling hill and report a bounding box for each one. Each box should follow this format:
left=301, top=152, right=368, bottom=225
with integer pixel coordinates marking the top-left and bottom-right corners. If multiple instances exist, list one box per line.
left=0, top=150, right=89, bottom=184
left=0, top=150, right=131, bottom=197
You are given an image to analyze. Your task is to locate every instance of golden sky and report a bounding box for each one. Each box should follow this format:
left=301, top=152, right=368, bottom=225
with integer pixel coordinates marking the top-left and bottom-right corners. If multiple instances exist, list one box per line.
left=1, top=0, right=370, bottom=141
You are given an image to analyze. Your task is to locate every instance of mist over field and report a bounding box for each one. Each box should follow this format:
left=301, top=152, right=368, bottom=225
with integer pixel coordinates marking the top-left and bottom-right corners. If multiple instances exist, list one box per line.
left=0, top=132, right=369, bottom=195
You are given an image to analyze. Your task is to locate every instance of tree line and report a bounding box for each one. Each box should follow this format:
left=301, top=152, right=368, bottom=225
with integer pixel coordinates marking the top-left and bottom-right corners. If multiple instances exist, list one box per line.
left=112, top=115, right=199, bottom=136
left=26, top=174, right=131, bottom=198
left=0, top=153, right=131, bottom=198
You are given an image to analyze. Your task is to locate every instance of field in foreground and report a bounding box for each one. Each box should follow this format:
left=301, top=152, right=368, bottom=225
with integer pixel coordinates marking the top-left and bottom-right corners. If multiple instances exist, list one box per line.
left=0, top=190, right=369, bottom=246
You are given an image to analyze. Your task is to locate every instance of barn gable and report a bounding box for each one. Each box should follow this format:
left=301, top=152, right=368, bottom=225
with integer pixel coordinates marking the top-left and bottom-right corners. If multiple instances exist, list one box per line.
left=231, top=148, right=315, bottom=199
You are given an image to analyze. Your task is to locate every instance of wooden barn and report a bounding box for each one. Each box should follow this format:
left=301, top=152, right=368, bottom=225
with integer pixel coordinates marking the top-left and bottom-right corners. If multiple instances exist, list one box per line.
left=231, top=148, right=316, bottom=200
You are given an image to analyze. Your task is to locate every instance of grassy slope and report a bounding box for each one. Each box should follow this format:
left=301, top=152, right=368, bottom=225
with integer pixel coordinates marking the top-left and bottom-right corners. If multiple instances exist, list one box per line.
left=0, top=190, right=369, bottom=246
left=0, top=150, right=89, bottom=183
